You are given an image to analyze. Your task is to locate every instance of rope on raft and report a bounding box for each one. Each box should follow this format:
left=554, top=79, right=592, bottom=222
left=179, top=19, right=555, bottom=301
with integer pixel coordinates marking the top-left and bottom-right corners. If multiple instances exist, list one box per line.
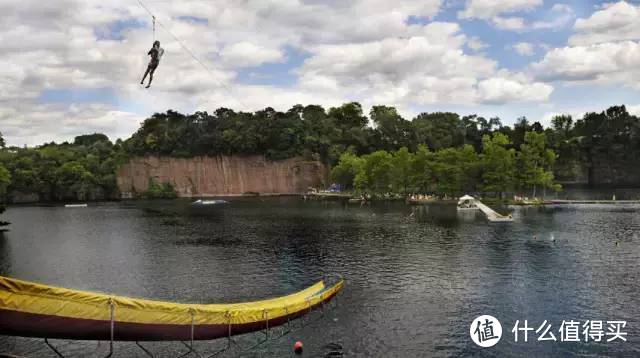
left=40, top=294, right=340, bottom=357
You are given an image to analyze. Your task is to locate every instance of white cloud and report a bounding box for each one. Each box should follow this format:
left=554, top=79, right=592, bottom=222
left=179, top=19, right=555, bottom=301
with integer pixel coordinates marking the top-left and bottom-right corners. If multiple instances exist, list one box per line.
left=551, top=4, right=572, bottom=13
left=492, top=16, right=526, bottom=30
left=458, top=0, right=574, bottom=31
left=477, top=73, right=553, bottom=104
left=570, top=1, right=640, bottom=46
left=298, top=23, right=552, bottom=105
left=458, top=0, right=542, bottom=20
left=513, top=42, right=535, bottom=56
left=0, top=0, right=557, bottom=146
left=220, top=42, right=284, bottom=68
left=0, top=103, right=143, bottom=147
left=532, top=41, right=640, bottom=87
left=467, top=36, right=489, bottom=52
left=532, top=3, right=574, bottom=29
left=627, top=104, right=640, bottom=117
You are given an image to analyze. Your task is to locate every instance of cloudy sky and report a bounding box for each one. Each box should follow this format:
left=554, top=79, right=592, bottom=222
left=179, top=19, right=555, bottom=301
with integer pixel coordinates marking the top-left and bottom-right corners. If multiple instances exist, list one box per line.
left=2, top=0, right=640, bottom=146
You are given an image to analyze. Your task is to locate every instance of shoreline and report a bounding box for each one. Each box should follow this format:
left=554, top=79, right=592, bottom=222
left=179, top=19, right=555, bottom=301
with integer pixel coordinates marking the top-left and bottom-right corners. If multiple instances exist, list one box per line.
left=6, top=194, right=640, bottom=207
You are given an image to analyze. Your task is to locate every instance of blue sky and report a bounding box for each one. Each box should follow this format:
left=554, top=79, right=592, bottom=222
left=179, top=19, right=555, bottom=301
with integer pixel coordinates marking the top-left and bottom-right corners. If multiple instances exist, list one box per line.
left=4, top=0, right=640, bottom=145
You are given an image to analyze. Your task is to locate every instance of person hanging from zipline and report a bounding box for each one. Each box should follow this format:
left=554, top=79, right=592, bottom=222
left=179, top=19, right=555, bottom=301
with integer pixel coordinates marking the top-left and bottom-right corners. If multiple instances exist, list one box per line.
left=140, top=40, right=164, bottom=88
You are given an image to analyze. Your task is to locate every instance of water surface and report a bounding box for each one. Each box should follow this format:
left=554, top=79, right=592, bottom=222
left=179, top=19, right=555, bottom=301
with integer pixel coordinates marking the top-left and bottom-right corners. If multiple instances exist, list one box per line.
left=1, top=198, right=639, bottom=356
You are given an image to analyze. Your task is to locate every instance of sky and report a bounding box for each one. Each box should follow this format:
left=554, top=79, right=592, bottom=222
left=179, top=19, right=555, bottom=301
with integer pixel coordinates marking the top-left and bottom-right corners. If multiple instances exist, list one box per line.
left=3, top=0, right=640, bottom=146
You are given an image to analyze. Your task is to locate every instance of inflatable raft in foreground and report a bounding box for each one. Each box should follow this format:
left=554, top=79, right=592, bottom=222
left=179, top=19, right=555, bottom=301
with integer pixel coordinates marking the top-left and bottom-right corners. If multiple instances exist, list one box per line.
left=0, top=275, right=343, bottom=341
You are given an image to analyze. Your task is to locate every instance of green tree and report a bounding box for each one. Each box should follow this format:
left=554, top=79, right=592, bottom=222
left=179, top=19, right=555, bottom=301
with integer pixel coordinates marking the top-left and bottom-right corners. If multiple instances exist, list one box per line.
left=354, top=151, right=393, bottom=194
left=370, top=106, right=415, bottom=152
left=55, top=161, right=95, bottom=200
left=0, top=162, right=11, bottom=227
left=480, top=133, right=516, bottom=198
left=412, top=112, right=464, bottom=150
left=390, top=147, right=414, bottom=194
left=409, top=145, right=435, bottom=193
left=518, top=131, right=558, bottom=198
left=331, top=152, right=364, bottom=189
left=430, top=145, right=479, bottom=196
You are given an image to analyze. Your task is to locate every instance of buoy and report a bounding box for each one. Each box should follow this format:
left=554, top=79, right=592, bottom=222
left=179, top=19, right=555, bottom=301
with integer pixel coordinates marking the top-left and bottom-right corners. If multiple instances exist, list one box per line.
left=294, top=341, right=303, bottom=354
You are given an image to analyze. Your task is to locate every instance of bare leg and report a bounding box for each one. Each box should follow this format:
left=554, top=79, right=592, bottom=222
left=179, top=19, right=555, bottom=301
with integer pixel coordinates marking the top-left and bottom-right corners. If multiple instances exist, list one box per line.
left=146, top=68, right=156, bottom=88
left=141, top=66, right=151, bottom=84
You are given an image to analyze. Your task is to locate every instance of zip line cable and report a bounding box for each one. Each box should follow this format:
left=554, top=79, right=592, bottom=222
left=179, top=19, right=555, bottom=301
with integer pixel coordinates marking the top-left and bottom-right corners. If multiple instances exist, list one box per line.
left=135, top=0, right=248, bottom=109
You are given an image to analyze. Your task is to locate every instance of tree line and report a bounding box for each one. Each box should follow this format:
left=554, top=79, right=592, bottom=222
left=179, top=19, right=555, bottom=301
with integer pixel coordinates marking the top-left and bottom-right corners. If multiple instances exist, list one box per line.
left=331, top=131, right=559, bottom=198
left=0, top=103, right=639, bottom=206
left=0, top=133, right=126, bottom=202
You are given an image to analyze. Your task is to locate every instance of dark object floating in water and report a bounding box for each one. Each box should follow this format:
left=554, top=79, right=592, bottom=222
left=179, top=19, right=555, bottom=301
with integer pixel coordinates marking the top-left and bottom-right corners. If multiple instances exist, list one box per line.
left=324, top=342, right=344, bottom=356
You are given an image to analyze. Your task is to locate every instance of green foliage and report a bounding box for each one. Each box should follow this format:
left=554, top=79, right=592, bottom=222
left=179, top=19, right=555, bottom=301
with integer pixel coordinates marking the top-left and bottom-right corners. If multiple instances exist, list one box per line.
left=333, top=145, right=479, bottom=196
left=412, top=112, right=463, bottom=151
left=0, top=146, right=11, bottom=226
left=0, top=163, right=11, bottom=197
left=330, top=152, right=363, bottom=189
left=481, top=133, right=516, bottom=196
left=141, top=178, right=177, bottom=199
left=74, top=133, right=110, bottom=147
left=0, top=134, right=123, bottom=201
left=370, top=106, right=415, bottom=151
left=517, top=131, right=559, bottom=197
left=390, top=147, right=413, bottom=193
left=409, top=145, right=435, bottom=194
left=354, top=150, right=394, bottom=194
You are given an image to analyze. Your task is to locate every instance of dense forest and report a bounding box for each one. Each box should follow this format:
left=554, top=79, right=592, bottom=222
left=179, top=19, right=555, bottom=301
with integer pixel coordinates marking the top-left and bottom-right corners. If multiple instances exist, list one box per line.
left=0, top=133, right=126, bottom=202
left=0, top=103, right=639, bottom=205
left=332, top=131, right=559, bottom=198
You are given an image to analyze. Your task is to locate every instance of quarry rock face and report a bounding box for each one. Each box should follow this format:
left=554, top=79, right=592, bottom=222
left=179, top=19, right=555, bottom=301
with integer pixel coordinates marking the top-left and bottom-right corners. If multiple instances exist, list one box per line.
left=117, top=156, right=328, bottom=197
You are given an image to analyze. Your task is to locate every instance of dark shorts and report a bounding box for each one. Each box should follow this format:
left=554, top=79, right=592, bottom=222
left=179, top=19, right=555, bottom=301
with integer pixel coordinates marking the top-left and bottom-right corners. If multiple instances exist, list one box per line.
left=148, top=60, right=159, bottom=70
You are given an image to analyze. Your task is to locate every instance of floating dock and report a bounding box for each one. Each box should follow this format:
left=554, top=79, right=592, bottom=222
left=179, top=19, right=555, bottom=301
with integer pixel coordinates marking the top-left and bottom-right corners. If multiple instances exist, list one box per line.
left=475, top=201, right=513, bottom=222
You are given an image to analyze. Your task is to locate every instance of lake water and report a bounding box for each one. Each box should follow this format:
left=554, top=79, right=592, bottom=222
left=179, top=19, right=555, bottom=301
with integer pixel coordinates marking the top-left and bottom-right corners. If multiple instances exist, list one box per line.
left=1, top=198, right=639, bottom=357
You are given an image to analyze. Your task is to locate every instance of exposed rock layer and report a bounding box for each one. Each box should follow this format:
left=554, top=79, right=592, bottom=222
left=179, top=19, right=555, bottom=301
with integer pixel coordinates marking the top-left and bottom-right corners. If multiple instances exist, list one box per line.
left=117, top=156, right=328, bottom=197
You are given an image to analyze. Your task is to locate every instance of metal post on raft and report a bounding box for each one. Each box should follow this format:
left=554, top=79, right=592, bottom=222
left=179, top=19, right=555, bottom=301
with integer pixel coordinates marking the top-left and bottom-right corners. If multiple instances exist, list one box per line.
left=294, top=298, right=309, bottom=330
left=205, top=311, right=233, bottom=358
left=178, top=308, right=200, bottom=358
left=102, top=297, right=115, bottom=358
left=264, top=309, right=269, bottom=340
left=283, top=306, right=292, bottom=335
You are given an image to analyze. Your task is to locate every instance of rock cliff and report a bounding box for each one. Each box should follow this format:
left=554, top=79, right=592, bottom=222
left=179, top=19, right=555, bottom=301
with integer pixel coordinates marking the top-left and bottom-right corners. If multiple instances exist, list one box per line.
left=117, top=156, right=328, bottom=197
